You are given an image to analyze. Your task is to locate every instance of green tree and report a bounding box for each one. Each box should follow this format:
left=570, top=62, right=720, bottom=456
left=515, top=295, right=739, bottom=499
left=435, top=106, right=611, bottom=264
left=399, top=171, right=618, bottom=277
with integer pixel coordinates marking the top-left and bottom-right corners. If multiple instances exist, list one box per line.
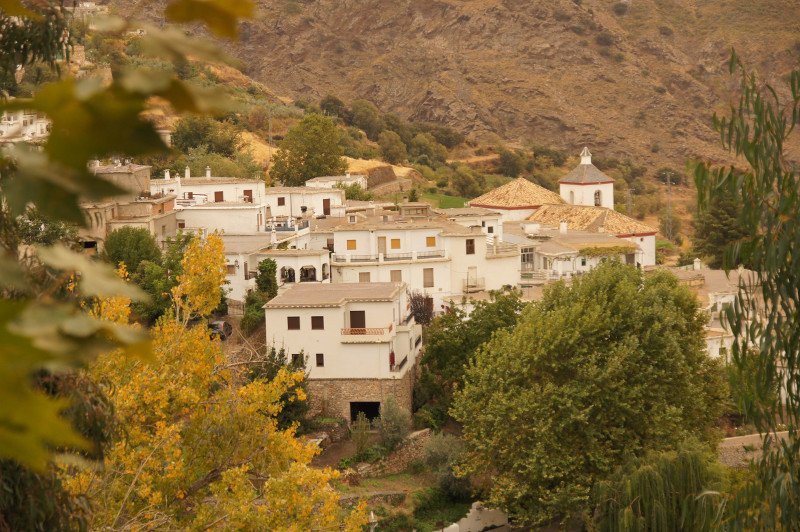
left=450, top=165, right=484, bottom=197
left=376, top=396, right=411, bottom=452
left=349, top=99, right=385, bottom=141
left=378, top=130, right=408, bottom=164
left=383, top=113, right=413, bottom=145
left=451, top=263, right=727, bottom=526
left=693, top=56, right=800, bottom=528
left=497, top=147, right=524, bottom=177
left=103, top=227, right=161, bottom=273
left=172, top=115, right=240, bottom=157
left=270, top=114, right=347, bottom=186
left=240, top=289, right=267, bottom=336
left=319, top=94, right=350, bottom=121
left=659, top=209, right=682, bottom=244
left=335, top=182, right=373, bottom=201
left=691, top=191, right=746, bottom=269
left=414, top=289, right=524, bottom=427
left=409, top=133, right=448, bottom=167
left=592, top=441, right=726, bottom=531
left=130, top=233, right=193, bottom=323
left=255, top=258, right=278, bottom=299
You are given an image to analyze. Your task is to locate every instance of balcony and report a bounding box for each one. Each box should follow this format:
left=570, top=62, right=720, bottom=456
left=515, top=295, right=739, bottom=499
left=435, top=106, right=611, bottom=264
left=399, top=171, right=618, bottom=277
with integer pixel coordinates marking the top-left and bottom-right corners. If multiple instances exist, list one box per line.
left=463, top=277, right=485, bottom=293
left=330, top=250, right=448, bottom=265
left=417, top=249, right=445, bottom=259
left=340, top=323, right=393, bottom=343
left=390, top=355, right=408, bottom=373
left=384, top=252, right=413, bottom=261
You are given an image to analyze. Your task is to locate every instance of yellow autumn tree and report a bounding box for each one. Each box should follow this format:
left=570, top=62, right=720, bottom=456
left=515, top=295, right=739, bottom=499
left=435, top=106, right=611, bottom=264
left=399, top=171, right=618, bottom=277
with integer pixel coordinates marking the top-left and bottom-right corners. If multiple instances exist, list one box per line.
left=171, top=233, right=227, bottom=323
left=64, top=238, right=366, bottom=530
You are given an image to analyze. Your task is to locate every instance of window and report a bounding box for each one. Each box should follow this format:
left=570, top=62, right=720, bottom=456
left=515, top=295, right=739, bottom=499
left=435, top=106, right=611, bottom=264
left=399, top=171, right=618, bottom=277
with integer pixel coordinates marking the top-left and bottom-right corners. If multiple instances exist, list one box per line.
left=287, top=316, right=300, bottom=330
left=581, top=257, right=587, bottom=266
left=481, top=221, right=486, bottom=227
left=594, top=190, right=602, bottom=206
left=187, top=192, right=193, bottom=200
left=243, top=189, right=253, bottom=202
left=391, top=238, right=401, bottom=249
left=349, top=215, right=356, bottom=223
left=161, top=224, right=166, bottom=236
left=423, top=268, right=434, bottom=288
left=178, top=221, right=185, bottom=229
left=311, top=316, right=324, bottom=330
left=316, top=353, right=324, bottom=367
left=466, top=239, right=475, bottom=255
left=487, top=226, right=494, bottom=234
left=390, top=270, right=402, bottom=282
left=347, top=239, right=357, bottom=250
left=214, top=191, right=224, bottom=202
left=426, top=236, right=436, bottom=247
left=359, top=272, right=371, bottom=283
left=291, top=353, right=303, bottom=366
left=277, top=197, right=285, bottom=206
left=226, top=264, right=236, bottom=275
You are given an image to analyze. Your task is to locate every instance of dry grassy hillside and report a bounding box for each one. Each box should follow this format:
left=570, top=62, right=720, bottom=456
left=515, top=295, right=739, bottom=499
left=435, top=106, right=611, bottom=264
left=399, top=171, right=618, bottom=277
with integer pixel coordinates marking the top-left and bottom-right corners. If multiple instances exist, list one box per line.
left=111, top=0, right=799, bottom=168
left=219, top=0, right=799, bottom=167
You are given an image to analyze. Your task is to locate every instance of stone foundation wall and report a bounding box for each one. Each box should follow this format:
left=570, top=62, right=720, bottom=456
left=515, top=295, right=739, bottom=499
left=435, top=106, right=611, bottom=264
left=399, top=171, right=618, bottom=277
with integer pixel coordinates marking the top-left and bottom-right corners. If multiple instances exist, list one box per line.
left=307, top=366, right=415, bottom=420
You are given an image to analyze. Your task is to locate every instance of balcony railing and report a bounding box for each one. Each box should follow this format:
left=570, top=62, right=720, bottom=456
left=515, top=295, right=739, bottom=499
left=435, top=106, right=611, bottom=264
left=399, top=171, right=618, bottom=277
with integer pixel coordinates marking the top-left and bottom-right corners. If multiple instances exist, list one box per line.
left=384, top=252, right=413, bottom=261
left=417, top=249, right=445, bottom=259
left=350, top=254, right=378, bottom=262
left=463, top=277, right=485, bottom=293
left=341, top=327, right=385, bottom=335
left=390, top=356, right=408, bottom=372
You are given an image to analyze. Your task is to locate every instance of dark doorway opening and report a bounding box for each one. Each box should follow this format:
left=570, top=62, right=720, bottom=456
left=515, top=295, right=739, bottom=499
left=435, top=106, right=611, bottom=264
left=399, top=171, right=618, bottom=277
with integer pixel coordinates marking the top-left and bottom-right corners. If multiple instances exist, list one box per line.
left=350, top=401, right=380, bottom=422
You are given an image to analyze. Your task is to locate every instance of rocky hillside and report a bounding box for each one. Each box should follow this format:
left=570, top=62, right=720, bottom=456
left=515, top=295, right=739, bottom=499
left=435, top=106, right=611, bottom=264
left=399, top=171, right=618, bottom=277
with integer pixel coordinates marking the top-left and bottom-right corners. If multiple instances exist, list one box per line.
left=112, top=0, right=800, bottom=167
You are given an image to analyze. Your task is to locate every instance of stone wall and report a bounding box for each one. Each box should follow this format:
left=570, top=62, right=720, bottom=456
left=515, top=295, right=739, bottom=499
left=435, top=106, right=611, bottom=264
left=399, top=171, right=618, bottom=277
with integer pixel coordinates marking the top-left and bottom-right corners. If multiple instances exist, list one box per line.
left=306, top=364, right=415, bottom=420
left=362, top=428, right=431, bottom=477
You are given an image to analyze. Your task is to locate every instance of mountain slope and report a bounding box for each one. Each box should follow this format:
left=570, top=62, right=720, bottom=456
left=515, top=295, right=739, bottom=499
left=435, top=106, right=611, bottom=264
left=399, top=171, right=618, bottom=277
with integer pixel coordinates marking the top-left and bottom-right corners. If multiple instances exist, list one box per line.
left=112, top=0, right=800, bottom=166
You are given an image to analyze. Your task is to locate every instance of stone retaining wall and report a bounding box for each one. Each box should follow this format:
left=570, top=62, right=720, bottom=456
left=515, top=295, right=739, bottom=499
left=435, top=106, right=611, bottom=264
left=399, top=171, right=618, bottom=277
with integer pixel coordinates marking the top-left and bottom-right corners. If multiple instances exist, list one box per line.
left=362, top=428, right=432, bottom=477
left=306, top=366, right=414, bottom=420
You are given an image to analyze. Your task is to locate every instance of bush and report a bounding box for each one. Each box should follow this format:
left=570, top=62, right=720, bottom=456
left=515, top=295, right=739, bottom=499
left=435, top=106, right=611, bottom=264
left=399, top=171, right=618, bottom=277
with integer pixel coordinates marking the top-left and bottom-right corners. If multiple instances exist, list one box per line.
left=104, top=227, right=161, bottom=272
left=378, top=130, right=408, bottom=164
left=658, top=25, right=674, bottom=37
left=612, top=2, right=628, bottom=15
left=350, top=412, right=371, bottom=457
left=425, top=433, right=472, bottom=501
left=376, top=397, right=411, bottom=452
left=240, top=290, right=268, bottom=336
left=595, top=32, right=614, bottom=46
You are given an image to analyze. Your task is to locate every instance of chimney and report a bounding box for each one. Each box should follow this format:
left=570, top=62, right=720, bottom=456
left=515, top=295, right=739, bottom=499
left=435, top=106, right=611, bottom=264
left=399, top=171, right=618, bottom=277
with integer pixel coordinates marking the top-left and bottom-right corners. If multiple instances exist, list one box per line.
left=114, top=158, right=121, bottom=167
left=346, top=172, right=350, bottom=178
left=580, top=146, right=592, bottom=165
left=184, top=166, right=190, bottom=179
left=693, top=258, right=702, bottom=271
left=205, top=165, right=211, bottom=178
left=559, top=221, right=568, bottom=234
left=164, top=169, right=170, bottom=180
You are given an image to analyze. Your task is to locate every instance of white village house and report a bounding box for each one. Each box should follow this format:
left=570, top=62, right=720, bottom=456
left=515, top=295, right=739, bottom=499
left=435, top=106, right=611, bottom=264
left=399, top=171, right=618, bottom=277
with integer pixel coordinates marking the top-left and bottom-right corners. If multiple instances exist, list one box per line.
left=264, top=282, right=422, bottom=420
left=559, top=147, right=615, bottom=209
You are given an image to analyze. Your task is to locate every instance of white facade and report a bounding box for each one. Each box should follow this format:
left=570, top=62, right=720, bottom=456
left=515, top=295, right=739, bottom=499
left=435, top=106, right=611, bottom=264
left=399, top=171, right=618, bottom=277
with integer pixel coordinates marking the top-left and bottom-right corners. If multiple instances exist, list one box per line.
left=620, top=234, right=656, bottom=267
left=0, top=109, right=51, bottom=142
left=560, top=182, right=615, bottom=209
left=306, top=174, right=368, bottom=190
left=264, top=283, right=421, bottom=381
left=150, top=171, right=266, bottom=206
left=330, top=221, right=519, bottom=309
left=178, top=203, right=269, bottom=234
left=436, top=208, right=504, bottom=241
left=224, top=248, right=331, bottom=302
left=264, top=187, right=345, bottom=218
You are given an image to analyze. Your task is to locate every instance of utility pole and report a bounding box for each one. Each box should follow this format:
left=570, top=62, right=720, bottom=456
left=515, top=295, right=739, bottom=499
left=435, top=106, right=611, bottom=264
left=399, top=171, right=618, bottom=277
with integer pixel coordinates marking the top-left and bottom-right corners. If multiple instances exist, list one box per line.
left=666, top=170, right=673, bottom=242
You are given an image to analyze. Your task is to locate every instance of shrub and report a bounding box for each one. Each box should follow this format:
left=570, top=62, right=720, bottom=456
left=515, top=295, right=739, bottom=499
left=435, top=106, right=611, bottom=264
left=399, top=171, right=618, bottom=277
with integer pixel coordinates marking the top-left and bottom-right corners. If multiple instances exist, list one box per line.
left=376, top=397, right=411, bottom=452
left=612, top=2, right=628, bottom=15
left=350, top=412, right=371, bottom=457
left=378, top=130, right=408, bottom=164
left=595, top=32, right=614, bottom=46
left=658, top=25, right=674, bottom=36
left=104, top=227, right=161, bottom=272
left=240, top=290, right=268, bottom=336
left=425, top=433, right=472, bottom=500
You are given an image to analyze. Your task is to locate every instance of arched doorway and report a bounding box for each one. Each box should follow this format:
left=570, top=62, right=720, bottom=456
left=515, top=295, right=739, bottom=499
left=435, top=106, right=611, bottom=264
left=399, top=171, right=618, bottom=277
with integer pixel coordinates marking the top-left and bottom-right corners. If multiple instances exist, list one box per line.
left=300, top=265, right=317, bottom=282
left=594, top=190, right=602, bottom=206
left=280, top=267, right=295, bottom=283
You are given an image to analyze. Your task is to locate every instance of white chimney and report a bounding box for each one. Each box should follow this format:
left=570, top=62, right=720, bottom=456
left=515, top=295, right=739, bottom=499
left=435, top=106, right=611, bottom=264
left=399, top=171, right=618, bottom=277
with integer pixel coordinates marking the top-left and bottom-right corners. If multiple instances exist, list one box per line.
left=580, top=146, right=592, bottom=165
left=346, top=172, right=350, bottom=178
left=114, top=158, right=121, bottom=167
left=184, top=166, right=190, bottom=179
left=164, top=169, right=170, bottom=180
left=694, top=258, right=702, bottom=271
left=559, top=221, right=568, bottom=234
left=205, top=165, right=211, bottom=178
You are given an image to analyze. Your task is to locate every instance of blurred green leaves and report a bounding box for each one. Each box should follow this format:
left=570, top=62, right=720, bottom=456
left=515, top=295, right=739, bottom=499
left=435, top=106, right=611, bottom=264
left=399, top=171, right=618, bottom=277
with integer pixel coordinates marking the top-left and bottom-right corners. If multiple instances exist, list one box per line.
left=0, top=0, right=253, bottom=470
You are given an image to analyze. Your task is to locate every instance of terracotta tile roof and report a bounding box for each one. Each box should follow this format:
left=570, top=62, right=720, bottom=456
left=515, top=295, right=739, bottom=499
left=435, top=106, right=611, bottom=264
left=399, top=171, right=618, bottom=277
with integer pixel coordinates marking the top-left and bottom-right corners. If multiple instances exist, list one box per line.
left=559, top=162, right=614, bottom=184
left=527, top=204, right=656, bottom=236
left=469, top=177, right=564, bottom=209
